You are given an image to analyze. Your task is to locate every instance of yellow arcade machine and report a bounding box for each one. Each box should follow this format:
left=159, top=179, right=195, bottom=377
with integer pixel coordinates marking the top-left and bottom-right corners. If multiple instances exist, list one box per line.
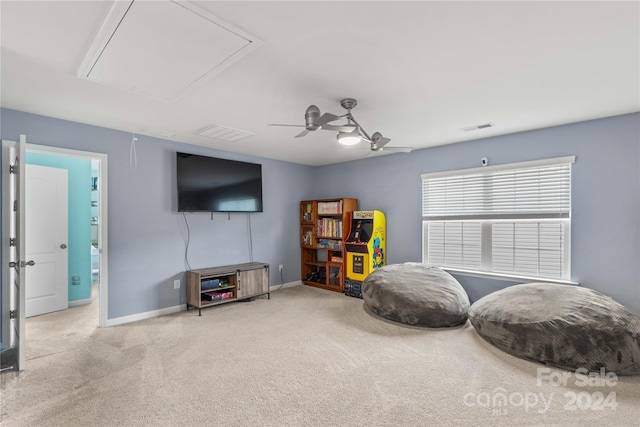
left=344, top=210, right=386, bottom=298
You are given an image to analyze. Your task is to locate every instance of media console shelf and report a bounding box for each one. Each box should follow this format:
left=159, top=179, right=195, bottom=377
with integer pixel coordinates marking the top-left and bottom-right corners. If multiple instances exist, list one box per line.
left=186, top=262, right=269, bottom=315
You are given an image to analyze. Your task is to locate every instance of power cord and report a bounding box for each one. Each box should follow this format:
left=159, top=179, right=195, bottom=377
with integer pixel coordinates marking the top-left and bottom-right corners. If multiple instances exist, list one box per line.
left=272, top=266, right=285, bottom=291
left=182, top=212, right=192, bottom=271
left=247, top=213, right=254, bottom=263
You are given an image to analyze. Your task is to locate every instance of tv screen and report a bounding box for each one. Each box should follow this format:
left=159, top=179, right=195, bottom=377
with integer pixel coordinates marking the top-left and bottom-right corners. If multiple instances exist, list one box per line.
left=176, top=152, right=263, bottom=212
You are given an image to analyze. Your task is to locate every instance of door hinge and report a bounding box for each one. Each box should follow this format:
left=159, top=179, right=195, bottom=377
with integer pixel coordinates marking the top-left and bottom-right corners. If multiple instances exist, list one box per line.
left=9, top=238, right=16, bottom=247
left=9, top=164, right=17, bottom=174
left=9, top=261, right=18, bottom=268
left=9, top=310, right=17, bottom=319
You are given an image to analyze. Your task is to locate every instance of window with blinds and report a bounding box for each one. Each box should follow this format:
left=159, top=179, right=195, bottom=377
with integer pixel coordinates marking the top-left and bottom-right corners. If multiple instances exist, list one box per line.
left=421, top=156, right=574, bottom=281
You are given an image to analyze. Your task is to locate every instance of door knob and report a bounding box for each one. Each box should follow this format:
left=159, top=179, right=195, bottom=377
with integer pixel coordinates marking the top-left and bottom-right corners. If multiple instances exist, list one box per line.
left=60, top=244, right=67, bottom=249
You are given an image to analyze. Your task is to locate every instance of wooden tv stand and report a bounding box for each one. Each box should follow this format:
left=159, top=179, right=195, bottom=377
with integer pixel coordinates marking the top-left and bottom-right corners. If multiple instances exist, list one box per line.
left=186, top=262, right=269, bottom=315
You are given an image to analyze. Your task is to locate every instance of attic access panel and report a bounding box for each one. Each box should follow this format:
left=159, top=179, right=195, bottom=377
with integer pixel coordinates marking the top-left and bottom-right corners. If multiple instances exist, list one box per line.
left=77, top=0, right=262, bottom=101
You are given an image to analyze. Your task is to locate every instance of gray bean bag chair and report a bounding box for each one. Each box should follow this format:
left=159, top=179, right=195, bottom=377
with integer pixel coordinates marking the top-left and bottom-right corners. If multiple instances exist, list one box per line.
left=469, top=283, right=640, bottom=375
left=362, top=263, right=470, bottom=328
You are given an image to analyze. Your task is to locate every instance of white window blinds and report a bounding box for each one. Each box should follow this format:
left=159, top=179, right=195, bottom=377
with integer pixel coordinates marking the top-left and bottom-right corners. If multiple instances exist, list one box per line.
left=421, top=156, right=575, bottom=281
left=421, top=156, right=575, bottom=220
left=492, top=222, right=566, bottom=278
left=427, top=222, right=482, bottom=270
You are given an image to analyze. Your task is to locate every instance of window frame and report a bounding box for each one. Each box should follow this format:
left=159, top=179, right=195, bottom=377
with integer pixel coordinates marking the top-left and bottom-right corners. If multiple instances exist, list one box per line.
left=421, top=156, right=576, bottom=284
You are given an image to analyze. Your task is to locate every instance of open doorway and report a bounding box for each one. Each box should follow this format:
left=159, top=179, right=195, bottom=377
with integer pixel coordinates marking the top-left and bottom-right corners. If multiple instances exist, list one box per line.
left=90, top=160, right=100, bottom=286
left=25, top=144, right=108, bottom=329
left=2, top=139, right=108, bottom=371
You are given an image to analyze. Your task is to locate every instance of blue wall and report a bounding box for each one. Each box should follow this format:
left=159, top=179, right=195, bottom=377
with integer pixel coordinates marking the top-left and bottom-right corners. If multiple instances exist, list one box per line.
left=26, top=153, right=92, bottom=302
left=312, top=113, right=640, bottom=315
left=2, top=109, right=638, bottom=318
left=1, top=108, right=313, bottom=319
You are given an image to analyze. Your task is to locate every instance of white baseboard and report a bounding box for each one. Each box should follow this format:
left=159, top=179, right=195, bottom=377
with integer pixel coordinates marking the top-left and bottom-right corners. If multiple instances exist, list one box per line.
left=104, top=281, right=301, bottom=327
left=68, top=298, right=92, bottom=307
left=105, top=304, right=186, bottom=327
left=270, top=280, right=302, bottom=291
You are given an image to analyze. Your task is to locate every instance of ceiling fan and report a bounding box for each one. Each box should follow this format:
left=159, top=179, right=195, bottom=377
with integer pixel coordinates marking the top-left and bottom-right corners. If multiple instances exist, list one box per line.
left=269, top=98, right=412, bottom=154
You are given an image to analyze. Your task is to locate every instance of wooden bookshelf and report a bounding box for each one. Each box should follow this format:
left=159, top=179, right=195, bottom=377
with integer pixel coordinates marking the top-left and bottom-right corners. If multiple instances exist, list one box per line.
left=300, top=198, right=357, bottom=293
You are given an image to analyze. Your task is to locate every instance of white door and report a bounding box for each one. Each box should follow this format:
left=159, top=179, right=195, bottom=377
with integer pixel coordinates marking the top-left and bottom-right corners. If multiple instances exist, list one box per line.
left=25, top=164, right=68, bottom=317
left=2, top=135, right=28, bottom=370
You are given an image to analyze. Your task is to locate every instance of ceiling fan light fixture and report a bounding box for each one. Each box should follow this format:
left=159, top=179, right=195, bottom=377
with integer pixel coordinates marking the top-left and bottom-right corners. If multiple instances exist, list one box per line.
left=337, top=132, right=361, bottom=146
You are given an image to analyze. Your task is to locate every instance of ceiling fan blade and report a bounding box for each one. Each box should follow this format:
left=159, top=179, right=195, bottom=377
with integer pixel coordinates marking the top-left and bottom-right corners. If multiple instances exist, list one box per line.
left=370, top=131, right=391, bottom=149
left=315, top=112, right=340, bottom=127
left=268, top=123, right=305, bottom=127
left=377, top=146, right=412, bottom=153
left=295, top=129, right=310, bottom=138
left=373, top=136, right=391, bottom=149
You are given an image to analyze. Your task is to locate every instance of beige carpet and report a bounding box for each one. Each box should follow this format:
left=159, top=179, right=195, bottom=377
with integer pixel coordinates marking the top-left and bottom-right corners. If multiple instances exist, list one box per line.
left=2, top=284, right=639, bottom=427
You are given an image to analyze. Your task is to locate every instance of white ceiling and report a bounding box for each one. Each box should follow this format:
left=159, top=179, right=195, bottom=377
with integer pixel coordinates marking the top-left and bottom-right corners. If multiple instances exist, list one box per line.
left=1, top=1, right=638, bottom=166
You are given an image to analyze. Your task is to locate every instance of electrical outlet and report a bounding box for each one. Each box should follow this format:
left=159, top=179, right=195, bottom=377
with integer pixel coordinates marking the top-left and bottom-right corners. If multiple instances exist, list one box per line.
left=174, top=279, right=180, bottom=289
left=278, top=264, right=283, bottom=272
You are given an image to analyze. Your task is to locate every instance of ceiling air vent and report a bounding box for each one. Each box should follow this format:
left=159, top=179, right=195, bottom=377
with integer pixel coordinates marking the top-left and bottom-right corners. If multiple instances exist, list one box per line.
left=77, top=1, right=262, bottom=102
left=460, top=122, right=495, bottom=132
left=194, top=124, right=255, bottom=142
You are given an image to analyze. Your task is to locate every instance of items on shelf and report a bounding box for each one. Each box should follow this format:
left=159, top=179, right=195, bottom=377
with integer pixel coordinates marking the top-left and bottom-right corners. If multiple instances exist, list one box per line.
left=316, top=218, right=343, bottom=238
left=303, top=203, right=313, bottom=222
left=317, top=239, right=343, bottom=250
left=201, top=278, right=220, bottom=290
left=317, top=200, right=343, bottom=215
left=202, top=291, right=234, bottom=301
left=303, top=230, right=313, bottom=246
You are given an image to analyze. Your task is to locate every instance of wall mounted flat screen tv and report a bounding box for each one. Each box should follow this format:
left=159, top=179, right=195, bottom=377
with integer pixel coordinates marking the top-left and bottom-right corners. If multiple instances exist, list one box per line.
left=176, top=152, right=263, bottom=212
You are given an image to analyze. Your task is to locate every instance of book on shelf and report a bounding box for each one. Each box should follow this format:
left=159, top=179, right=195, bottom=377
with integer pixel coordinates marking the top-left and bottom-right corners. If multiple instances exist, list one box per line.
left=316, top=218, right=342, bottom=238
